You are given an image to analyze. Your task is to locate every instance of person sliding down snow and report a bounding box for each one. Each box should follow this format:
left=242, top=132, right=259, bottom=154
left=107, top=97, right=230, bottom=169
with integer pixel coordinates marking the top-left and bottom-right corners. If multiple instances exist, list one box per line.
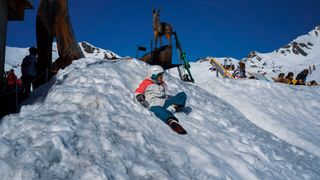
left=135, top=65, right=188, bottom=134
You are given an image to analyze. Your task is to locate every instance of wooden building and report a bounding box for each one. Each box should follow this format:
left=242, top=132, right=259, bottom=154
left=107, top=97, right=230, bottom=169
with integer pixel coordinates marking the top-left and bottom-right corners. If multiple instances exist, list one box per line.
left=0, top=0, right=33, bottom=91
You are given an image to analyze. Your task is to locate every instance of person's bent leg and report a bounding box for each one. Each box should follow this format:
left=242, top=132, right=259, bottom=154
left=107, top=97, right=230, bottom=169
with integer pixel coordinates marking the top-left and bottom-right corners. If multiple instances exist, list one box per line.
left=150, top=106, right=178, bottom=124
left=164, top=92, right=187, bottom=109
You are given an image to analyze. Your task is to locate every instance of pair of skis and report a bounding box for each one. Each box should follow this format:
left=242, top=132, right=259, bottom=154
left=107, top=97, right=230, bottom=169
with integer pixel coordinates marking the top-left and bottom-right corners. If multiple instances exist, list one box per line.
left=173, top=32, right=195, bottom=83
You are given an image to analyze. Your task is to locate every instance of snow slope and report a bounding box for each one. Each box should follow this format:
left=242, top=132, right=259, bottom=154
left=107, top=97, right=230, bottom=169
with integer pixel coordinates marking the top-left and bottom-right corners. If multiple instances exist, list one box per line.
left=1, top=58, right=320, bottom=179
left=190, top=61, right=320, bottom=156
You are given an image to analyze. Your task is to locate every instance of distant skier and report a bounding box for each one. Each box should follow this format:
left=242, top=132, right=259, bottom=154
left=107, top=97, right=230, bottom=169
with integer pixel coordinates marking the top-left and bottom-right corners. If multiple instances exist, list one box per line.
left=135, top=65, right=188, bottom=134
left=232, top=61, right=247, bottom=78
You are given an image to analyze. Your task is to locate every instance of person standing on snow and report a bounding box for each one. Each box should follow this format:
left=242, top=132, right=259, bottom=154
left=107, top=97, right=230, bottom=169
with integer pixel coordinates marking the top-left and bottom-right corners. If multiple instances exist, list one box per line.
left=21, top=47, right=38, bottom=95
left=135, top=65, right=188, bottom=134
left=232, top=61, right=247, bottom=78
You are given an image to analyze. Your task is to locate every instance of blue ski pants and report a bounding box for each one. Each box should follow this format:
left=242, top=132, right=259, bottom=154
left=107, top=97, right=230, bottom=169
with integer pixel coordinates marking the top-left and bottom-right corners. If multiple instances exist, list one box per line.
left=149, top=92, right=187, bottom=123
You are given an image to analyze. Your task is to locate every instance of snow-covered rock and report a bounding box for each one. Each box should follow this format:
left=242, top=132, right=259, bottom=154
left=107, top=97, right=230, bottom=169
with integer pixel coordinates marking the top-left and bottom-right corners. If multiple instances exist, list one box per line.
left=79, top=41, right=121, bottom=60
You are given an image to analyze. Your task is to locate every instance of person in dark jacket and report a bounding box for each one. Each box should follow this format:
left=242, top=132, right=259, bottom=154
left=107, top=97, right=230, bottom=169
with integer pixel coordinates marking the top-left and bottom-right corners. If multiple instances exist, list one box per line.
left=296, top=69, right=309, bottom=85
left=21, top=47, right=38, bottom=95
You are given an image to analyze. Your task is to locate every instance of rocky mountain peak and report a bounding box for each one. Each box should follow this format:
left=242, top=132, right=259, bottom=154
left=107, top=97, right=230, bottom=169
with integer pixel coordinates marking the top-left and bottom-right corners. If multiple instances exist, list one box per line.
left=245, top=51, right=262, bottom=61
left=275, top=26, right=320, bottom=57
left=81, top=41, right=96, bottom=54
left=79, top=41, right=120, bottom=60
left=276, top=41, right=312, bottom=56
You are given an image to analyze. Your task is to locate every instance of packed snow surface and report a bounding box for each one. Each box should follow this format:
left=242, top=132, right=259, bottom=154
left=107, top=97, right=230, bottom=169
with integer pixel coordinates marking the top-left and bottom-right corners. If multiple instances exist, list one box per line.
left=1, top=57, right=320, bottom=180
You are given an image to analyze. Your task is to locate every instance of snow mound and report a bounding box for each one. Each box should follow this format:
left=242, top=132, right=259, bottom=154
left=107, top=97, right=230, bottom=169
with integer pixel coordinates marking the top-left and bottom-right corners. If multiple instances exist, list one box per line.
left=1, top=58, right=320, bottom=179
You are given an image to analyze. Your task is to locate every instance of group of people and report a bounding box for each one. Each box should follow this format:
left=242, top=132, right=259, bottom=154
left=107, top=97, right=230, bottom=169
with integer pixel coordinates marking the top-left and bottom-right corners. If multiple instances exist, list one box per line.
left=272, top=69, right=318, bottom=86
left=3, top=47, right=38, bottom=96
left=212, top=60, right=318, bottom=86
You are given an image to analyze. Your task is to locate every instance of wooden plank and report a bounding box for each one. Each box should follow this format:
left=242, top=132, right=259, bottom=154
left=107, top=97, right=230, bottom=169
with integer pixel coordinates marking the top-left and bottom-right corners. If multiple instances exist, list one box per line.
left=23, top=0, right=34, bottom=8
left=140, top=45, right=173, bottom=70
left=210, top=58, right=234, bottom=79
left=8, top=0, right=34, bottom=20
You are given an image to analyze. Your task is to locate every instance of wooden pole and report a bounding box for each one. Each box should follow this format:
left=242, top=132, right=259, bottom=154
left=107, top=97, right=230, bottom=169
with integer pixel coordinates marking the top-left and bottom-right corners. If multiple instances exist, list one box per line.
left=36, top=0, right=84, bottom=87
left=150, top=38, right=153, bottom=62
left=0, top=0, right=8, bottom=92
left=136, top=46, right=139, bottom=59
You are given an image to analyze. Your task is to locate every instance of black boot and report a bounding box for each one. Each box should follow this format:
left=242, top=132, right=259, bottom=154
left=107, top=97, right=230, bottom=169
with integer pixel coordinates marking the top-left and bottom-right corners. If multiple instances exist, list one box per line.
left=168, top=119, right=187, bottom=135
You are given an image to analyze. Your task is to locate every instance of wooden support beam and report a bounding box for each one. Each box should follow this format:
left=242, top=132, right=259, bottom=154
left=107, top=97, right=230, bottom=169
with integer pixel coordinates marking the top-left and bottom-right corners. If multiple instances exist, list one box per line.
left=0, top=0, right=8, bottom=91
left=35, top=0, right=84, bottom=87
left=8, top=0, right=33, bottom=21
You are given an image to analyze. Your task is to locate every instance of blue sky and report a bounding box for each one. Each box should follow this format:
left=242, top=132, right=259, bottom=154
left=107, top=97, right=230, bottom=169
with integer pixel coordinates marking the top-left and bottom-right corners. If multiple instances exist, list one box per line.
left=7, top=0, right=320, bottom=63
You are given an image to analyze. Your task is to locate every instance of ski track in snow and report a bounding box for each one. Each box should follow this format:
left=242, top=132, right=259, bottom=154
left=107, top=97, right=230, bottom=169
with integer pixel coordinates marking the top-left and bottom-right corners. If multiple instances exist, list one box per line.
left=1, top=58, right=320, bottom=179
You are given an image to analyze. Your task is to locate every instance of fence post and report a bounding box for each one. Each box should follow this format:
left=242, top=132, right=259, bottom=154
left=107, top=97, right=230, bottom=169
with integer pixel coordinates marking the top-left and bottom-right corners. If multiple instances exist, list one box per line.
left=15, top=83, right=18, bottom=108
left=0, top=0, right=8, bottom=92
left=45, top=68, right=48, bottom=83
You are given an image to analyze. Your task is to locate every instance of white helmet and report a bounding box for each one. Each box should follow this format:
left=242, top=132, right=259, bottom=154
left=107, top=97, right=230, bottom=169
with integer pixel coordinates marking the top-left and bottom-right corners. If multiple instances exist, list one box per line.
left=147, top=65, right=164, bottom=80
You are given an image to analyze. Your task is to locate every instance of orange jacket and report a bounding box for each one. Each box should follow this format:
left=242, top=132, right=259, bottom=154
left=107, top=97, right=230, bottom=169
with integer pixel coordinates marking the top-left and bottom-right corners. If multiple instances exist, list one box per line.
left=135, top=79, right=155, bottom=95
left=6, top=72, right=17, bottom=86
